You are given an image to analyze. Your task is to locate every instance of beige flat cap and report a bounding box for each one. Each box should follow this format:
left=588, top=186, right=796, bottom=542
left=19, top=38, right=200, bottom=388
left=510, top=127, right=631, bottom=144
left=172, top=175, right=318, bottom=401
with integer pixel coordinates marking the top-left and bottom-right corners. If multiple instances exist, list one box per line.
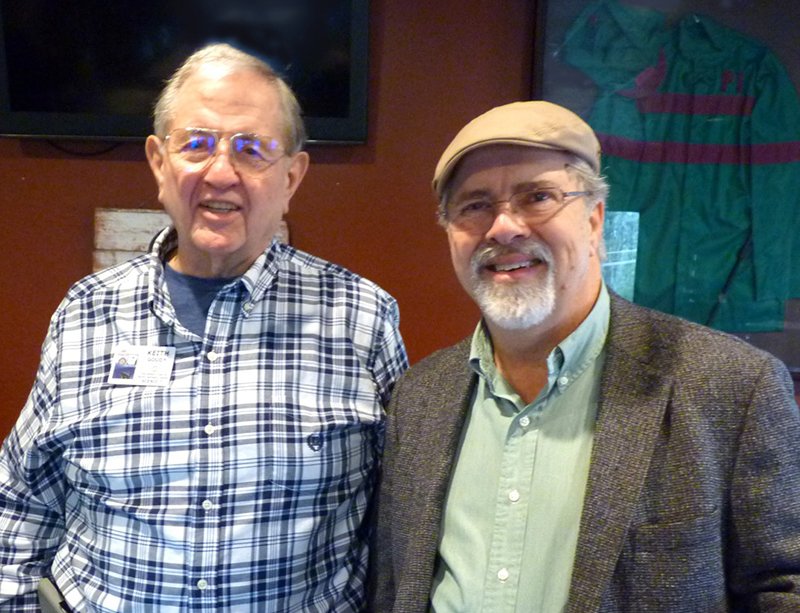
left=432, top=100, right=601, bottom=198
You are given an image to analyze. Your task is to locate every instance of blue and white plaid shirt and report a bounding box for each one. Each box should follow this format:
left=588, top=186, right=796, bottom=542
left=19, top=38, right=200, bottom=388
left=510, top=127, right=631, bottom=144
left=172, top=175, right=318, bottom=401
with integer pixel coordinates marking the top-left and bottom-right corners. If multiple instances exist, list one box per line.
left=0, top=228, right=408, bottom=612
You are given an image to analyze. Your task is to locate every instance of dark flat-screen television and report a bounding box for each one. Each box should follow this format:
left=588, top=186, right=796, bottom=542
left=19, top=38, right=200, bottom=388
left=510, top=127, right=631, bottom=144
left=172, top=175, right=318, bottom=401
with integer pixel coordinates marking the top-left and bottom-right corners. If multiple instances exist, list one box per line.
left=0, top=0, right=368, bottom=143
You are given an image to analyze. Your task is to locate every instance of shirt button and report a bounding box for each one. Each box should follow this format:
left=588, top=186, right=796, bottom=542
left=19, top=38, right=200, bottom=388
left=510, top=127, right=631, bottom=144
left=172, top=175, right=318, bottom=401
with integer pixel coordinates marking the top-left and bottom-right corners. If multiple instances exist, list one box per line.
left=207, top=350, right=220, bottom=362
left=201, top=499, right=214, bottom=511
left=196, top=579, right=208, bottom=590
left=558, top=375, right=569, bottom=386
left=519, top=416, right=530, bottom=428
left=204, top=423, right=216, bottom=435
left=243, top=302, right=253, bottom=312
left=497, top=568, right=510, bottom=582
left=508, top=489, right=521, bottom=503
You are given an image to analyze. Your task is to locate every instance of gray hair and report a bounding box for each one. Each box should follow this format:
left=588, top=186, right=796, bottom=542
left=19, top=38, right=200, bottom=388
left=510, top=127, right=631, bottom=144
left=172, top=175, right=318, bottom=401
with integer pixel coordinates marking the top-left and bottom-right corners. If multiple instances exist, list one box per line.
left=563, top=155, right=609, bottom=211
left=565, top=155, right=609, bottom=261
left=152, top=43, right=307, bottom=154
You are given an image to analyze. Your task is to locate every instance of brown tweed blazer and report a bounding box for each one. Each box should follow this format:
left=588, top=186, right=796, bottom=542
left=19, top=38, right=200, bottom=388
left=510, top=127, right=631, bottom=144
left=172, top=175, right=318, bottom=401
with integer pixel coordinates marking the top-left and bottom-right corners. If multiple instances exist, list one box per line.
left=369, top=294, right=800, bottom=612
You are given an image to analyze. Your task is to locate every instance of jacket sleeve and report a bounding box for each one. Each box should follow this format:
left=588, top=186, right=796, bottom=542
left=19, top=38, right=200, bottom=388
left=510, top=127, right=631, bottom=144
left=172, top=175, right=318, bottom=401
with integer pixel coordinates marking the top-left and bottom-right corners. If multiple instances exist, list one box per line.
left=728, top=354, right=800, bottom=607
left=367, top=374, right=403, bottom=612
left=748, top=51, right=800, bottom=303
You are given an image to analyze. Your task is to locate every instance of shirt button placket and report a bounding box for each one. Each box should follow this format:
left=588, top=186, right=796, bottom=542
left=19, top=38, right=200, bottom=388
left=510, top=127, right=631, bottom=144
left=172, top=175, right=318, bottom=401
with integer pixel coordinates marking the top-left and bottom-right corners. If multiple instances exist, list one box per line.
left=200, top=345, right=223, bottom=596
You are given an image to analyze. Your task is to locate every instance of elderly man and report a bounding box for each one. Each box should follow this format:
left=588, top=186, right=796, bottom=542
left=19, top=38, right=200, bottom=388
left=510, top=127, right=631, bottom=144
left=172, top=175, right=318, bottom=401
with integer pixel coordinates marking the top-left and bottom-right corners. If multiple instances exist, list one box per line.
left=0, top=43, right=407, bottom=611
left=370, top=101, right=800, bottom=612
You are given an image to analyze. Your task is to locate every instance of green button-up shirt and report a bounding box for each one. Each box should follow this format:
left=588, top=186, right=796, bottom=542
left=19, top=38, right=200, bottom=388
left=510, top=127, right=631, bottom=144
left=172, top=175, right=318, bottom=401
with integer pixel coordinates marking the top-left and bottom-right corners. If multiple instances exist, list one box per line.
left=431, top=285, right=610, bottom=613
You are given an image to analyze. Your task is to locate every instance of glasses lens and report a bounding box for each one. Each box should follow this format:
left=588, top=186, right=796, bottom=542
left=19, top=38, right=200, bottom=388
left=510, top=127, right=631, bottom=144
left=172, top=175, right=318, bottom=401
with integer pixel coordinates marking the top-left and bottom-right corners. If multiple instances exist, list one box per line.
left=447, top=198, right=493, bottom=233
left=168, top=129, right=217, bottom=163
left=512, top=187, right=563, bottom=220
left=231, top=134, right=283, bottom=173
left=447, top=187, right=573, bottom=233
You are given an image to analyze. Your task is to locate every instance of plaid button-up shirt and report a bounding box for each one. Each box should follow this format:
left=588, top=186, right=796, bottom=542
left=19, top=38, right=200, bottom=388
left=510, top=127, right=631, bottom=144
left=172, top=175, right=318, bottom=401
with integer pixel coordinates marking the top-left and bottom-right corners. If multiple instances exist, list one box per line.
left=0, top=228, right=408, bottom=612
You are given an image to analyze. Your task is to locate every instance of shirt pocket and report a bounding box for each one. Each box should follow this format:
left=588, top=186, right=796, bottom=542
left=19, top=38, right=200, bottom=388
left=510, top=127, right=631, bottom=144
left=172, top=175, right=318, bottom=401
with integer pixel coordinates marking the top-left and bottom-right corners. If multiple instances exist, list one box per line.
left=265, top=401, right=381, bottom=502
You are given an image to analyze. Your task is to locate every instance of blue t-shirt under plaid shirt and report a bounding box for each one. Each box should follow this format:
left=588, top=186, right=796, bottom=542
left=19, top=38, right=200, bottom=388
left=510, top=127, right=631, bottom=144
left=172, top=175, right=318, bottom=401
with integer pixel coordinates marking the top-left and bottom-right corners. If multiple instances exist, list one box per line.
left=0, top=227, right=408, bottom=612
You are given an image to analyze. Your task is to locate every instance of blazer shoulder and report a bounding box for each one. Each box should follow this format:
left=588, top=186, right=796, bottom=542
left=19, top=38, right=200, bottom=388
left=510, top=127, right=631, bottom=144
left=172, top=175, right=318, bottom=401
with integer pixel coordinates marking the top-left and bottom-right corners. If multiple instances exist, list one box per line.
left=608, top=295, right=789, bottom=385
left=387, top=337, right=475, bottom=417
left=399, top=337, right=472, bottom=383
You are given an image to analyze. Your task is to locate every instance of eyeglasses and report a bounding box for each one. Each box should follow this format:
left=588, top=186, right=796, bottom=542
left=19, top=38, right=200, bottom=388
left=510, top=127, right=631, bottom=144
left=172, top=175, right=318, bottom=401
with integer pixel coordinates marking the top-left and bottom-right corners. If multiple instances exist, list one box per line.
left=162, top=127, right=285, bottom=176
left=444, top=186, right=593, bottom=234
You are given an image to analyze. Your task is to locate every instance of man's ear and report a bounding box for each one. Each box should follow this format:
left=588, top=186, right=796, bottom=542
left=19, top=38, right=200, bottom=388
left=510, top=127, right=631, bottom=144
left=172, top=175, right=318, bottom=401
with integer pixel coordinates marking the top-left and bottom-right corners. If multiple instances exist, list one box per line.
left=284, top=151, right=310, bottom=200
left=588, top=200, right=605, bottom=255
left=145, top=135, right=167, bottom=196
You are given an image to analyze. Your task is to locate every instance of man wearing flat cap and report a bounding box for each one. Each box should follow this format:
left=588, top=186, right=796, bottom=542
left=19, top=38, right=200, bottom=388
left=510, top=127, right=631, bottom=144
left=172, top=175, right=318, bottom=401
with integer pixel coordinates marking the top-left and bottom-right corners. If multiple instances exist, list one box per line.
left=369, top=100, right=800, bottom=612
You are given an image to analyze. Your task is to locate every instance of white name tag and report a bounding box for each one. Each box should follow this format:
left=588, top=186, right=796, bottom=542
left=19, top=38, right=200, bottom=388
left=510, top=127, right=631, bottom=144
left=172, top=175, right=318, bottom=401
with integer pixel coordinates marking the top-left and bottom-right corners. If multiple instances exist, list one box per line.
left=108, top=345, right=176, bottom=387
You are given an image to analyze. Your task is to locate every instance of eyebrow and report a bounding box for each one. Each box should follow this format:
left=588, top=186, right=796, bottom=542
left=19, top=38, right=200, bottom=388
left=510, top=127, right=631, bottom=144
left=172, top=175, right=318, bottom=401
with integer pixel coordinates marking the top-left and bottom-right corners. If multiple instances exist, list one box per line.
left=453, top=180, right=559, bottom=201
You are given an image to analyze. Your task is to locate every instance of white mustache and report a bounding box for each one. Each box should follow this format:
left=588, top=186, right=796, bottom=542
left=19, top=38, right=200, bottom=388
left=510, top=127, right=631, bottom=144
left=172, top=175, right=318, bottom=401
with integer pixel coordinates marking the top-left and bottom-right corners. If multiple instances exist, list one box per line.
left=471, top=241, right=553, bottom=270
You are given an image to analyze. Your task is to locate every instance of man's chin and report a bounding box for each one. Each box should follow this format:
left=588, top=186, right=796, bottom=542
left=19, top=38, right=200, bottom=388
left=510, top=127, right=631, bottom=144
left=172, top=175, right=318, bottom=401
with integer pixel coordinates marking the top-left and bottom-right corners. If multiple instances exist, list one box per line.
left=482, top=306, right=554, bottom=331
left=472, top=280, right=556, bottom=330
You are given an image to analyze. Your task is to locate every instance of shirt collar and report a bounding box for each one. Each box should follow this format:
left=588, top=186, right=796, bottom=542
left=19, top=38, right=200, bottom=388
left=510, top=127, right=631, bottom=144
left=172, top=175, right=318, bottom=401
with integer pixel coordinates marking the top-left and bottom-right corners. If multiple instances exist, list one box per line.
left=469, top=283, right=610, bottom=400
left=147, top=226, right=283, bottom=318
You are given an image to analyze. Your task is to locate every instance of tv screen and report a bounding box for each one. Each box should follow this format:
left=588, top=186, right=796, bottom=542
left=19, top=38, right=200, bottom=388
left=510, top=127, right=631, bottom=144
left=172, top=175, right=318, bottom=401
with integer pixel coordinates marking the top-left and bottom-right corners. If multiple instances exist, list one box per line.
left=0, top=0, right=368, bottom=143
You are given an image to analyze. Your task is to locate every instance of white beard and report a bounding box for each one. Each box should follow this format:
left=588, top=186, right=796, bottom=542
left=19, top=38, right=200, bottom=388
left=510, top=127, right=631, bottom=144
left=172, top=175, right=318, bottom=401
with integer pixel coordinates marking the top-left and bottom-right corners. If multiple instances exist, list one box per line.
left=468, top=241, right=556, bottom=330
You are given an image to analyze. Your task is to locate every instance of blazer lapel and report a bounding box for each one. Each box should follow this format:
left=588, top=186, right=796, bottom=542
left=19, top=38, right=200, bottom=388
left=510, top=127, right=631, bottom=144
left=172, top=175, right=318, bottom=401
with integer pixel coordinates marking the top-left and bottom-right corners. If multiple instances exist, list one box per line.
left=566, top=299, right=674, bottom=612
left=391, top=338, right=477, bottom=605
left=420, top=340, right=477, bottom=532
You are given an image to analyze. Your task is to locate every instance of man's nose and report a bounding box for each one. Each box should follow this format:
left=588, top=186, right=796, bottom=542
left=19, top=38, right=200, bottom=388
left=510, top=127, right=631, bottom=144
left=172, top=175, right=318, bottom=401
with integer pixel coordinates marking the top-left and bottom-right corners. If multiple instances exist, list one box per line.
left=204, top=142, right=240, bottom=184
left=484, top=202, right=531, bottom=243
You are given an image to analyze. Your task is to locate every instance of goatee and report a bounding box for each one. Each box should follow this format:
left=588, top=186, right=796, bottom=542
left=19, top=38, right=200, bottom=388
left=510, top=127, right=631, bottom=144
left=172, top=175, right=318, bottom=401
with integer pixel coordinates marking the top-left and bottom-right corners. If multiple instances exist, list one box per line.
left=469, top=240, right=556, bottom=330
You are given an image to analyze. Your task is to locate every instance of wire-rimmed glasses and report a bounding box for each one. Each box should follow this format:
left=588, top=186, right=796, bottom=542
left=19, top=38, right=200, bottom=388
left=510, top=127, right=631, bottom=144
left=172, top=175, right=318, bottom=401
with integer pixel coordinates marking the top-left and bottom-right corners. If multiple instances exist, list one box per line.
left=162, top=127, right=285, bottom=176
left=443, top=186, right=593, bottom=234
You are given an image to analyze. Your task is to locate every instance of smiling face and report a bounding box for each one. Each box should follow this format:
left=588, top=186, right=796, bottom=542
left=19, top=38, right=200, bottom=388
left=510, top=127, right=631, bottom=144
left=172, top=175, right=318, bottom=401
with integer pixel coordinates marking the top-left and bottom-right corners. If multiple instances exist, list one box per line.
left=444, top=145, right=605, bottom=337
left=145, top=65, right=309, bottom=278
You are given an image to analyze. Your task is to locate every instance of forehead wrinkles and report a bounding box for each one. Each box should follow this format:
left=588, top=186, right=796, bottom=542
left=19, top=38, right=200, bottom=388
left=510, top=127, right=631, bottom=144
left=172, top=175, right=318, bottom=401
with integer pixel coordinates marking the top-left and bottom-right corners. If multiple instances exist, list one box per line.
left=172, top=71, right=281, bottom=134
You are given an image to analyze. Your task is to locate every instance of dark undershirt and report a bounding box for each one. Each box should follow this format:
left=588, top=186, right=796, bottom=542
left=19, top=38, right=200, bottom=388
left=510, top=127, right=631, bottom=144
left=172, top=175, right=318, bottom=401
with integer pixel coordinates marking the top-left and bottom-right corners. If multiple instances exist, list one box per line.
left=164, top=264, right=236, bottom=336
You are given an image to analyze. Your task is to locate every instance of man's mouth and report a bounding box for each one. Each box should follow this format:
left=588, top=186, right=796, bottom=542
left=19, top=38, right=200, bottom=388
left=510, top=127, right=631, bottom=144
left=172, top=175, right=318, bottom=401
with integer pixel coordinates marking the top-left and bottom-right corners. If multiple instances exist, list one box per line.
left=489, top=259, right=543, bottom=273
left=201, top=200, right=239, bottom=213
left=472, top=241, right=553, bottom=278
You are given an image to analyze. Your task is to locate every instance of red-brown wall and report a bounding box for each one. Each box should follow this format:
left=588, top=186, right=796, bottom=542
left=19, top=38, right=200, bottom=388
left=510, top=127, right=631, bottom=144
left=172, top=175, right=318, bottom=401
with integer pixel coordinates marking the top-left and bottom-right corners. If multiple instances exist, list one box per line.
left=0, top=0, right=534, bottom=438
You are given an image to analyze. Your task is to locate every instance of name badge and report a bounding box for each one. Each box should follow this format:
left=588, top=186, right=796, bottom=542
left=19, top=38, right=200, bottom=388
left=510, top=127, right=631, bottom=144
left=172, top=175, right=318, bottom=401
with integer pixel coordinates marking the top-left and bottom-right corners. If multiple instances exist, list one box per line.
left=109, top=345, right=176, bottom=387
